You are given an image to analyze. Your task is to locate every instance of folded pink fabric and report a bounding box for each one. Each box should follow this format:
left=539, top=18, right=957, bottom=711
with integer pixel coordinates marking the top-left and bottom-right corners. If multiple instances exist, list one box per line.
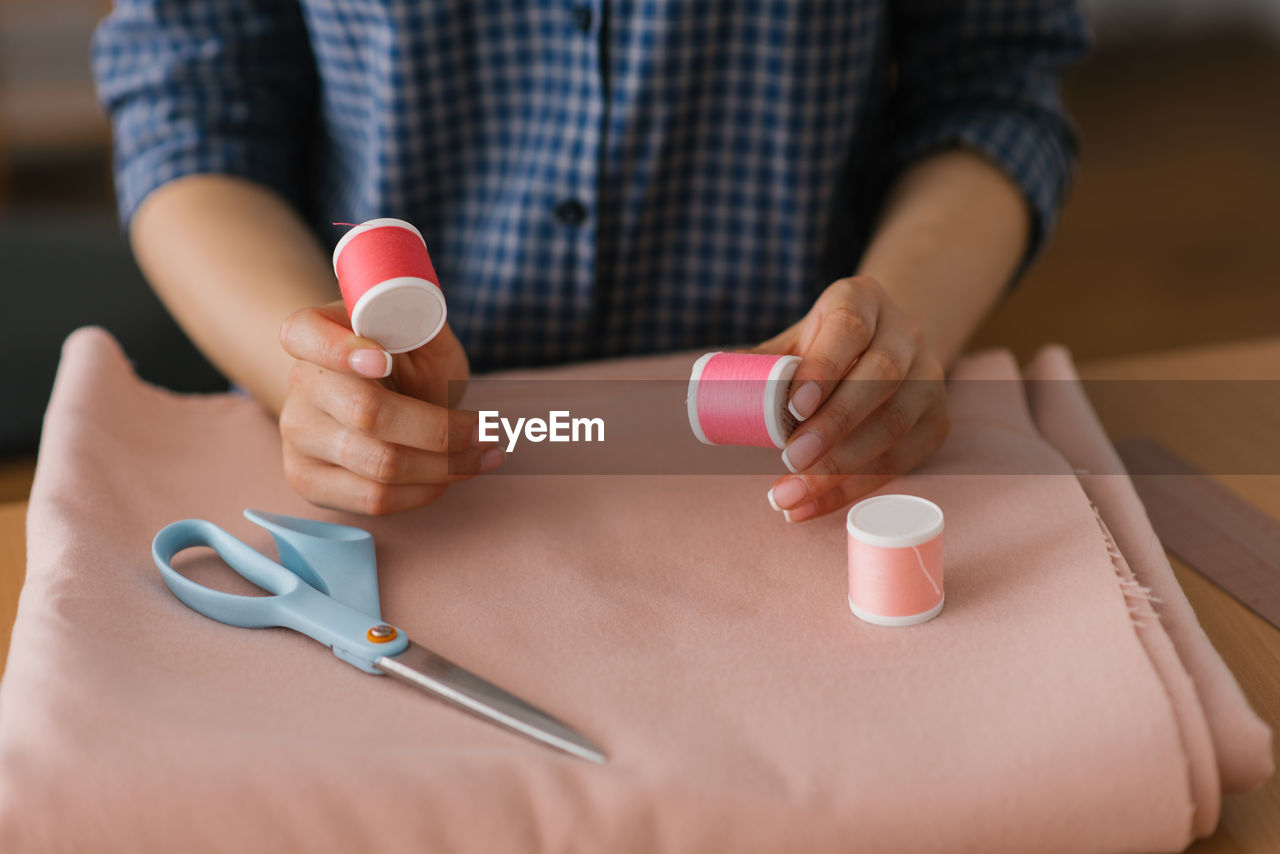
left=1023, top=347, right=1274, bottom=801
left=0, top=328, right=1268, bottom=853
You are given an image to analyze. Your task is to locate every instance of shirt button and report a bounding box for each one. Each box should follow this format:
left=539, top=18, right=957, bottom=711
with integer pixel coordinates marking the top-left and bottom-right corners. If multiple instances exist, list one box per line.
left=554, top=198, right=588, bottom=225
left=571, top=5, right=593, bottom=32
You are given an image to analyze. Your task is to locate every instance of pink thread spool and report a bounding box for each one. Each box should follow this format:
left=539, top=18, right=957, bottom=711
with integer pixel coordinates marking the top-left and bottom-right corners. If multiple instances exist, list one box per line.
left=687, top=352, right=801, bottom=449
left=846, top=494, right=945, bottom=626
left=332, top=218, right=447, bottom=353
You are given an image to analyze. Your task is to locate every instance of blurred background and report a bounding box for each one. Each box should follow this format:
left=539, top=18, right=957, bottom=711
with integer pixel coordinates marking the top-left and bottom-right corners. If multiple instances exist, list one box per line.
left=1, top=0, right=1278, bottom=499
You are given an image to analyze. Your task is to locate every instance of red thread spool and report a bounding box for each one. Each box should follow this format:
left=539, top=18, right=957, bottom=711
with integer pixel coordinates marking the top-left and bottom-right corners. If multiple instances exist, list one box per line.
left=846, top=494, right=945, bottom=626
left=332, top=218, right=447, bottom=353
left=687, top=352, right=801, bottom=448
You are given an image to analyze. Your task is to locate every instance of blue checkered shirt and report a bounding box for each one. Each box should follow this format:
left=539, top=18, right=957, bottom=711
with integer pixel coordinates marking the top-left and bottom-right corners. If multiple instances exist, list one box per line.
left=94, top=1, right=1089, bottom=372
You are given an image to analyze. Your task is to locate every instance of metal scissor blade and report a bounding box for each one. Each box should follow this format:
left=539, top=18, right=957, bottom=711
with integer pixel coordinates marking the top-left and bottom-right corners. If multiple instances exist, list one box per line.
left=374, top=641, right=607, bottom=764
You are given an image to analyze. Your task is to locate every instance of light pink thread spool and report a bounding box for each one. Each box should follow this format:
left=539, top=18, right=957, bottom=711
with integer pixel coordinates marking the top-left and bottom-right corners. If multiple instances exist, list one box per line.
left=332, top=218, right=447, bottom=353
left=687, top=352, right=802, bottom=449
left=846, top=494, right=945, bottom=626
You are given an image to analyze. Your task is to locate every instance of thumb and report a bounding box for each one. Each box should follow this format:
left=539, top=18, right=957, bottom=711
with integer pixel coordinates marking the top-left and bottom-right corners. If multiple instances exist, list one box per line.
left=280, top=301, right=392, bottom=379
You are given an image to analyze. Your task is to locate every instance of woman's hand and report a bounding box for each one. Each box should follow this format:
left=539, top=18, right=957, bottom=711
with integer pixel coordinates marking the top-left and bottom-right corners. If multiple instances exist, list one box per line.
left=278, top=301, right=503, bottom=515
left=755, top=276, right=950, bottom=522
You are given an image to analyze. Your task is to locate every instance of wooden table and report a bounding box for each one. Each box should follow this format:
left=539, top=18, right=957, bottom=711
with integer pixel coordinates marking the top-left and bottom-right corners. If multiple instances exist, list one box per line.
left=1, top=337, right=1277, bottom=852
left=0, top=501, right=24, bottom=678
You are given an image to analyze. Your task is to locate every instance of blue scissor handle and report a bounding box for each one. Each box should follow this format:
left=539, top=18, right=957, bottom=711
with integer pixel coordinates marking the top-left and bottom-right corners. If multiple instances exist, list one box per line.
left=152, top=518, right=408, bottom=673
left=242, top=509, right=382, bottom=619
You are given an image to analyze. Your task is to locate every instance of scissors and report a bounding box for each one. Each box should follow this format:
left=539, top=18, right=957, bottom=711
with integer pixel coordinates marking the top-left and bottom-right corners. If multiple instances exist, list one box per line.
left=152, top=509, right=606, bottom=764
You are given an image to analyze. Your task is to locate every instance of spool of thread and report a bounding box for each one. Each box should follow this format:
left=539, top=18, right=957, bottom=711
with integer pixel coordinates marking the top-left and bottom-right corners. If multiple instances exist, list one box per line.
left=687, top=352, right=801, bottom=449
left=846, top=494, right=945, bottom=627
left=332, top=218, right=447, bottom=353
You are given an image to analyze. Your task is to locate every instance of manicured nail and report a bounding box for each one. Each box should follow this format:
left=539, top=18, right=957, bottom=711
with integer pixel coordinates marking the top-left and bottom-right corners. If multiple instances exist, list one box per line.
left=480, top=448, right=505, bottom=473
left=783, top=502, right=818, bottom=523
left=350, top=348, right=392, bottom=378
left=788, top=382, right=822, bottom=422
left=781, top=432, right=823, bottom=473
left=769, top=478, right=808, bottom=510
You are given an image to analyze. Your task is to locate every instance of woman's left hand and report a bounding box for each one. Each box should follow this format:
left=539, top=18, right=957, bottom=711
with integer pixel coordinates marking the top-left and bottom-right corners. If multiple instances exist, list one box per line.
left=755, top=275, right=950, bottom=522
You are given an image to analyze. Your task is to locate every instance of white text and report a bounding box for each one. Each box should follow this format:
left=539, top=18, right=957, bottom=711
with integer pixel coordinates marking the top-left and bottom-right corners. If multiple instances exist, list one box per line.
left=477, top=410, right=605, bottom=452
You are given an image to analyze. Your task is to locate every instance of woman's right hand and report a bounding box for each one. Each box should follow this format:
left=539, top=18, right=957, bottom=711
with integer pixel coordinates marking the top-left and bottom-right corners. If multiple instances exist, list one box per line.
left=278, top=301, right=503, bottom=515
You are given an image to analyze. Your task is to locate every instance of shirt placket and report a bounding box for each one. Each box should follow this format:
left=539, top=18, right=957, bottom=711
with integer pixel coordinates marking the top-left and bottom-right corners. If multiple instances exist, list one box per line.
left=550, top=0, right=606, bottom=361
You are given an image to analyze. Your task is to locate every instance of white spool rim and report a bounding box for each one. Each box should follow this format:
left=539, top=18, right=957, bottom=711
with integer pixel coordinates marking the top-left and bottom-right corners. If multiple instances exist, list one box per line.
left=849, top=595, right=945, bottom=627
left=846, top=494, right=944, bottom=548
left=763, top=355, right=801, bottom=449
left=350, top=277, right=447, bottom=353
left=332, top=218, right=427, bottom=276
left=686, top=352, right=720, bottom=445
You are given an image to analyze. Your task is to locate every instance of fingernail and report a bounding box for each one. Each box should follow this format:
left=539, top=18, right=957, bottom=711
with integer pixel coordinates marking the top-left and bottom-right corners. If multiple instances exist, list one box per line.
left=781, top=432, right=823, bottom=473
left=783, top=502, right=818, bottom=523
left=480, top=448, right=505, bottom=473
left=788, top=382, right=822, bottom=421
left=350, top=348, right=392, bottom=378
left=769, top=478, right=808, bottom=510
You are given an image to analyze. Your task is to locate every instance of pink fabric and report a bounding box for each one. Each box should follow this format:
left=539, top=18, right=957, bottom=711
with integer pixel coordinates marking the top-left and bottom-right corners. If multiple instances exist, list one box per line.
left=0, top=328, right=1269, bottom=853
left=1023, top=346, right=1274, bottom=801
